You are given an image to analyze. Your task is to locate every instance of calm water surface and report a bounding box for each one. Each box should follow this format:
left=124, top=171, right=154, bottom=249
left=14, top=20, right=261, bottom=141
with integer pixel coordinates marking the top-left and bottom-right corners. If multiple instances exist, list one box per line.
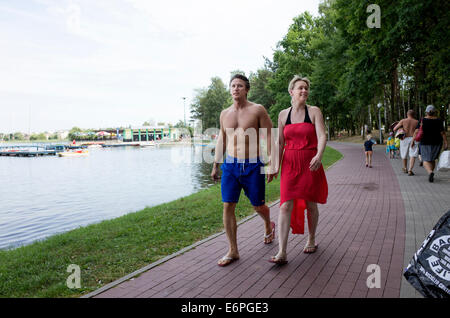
left=0, top=145, right=214, bottom=250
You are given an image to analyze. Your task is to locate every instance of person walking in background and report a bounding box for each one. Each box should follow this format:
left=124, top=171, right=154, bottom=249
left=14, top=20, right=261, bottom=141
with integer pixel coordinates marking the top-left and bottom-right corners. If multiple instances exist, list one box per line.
left=269, top=75, right=328, bottom=265
left=386, top=132, right=395, bottom=159
left=394, top=110, right=419, bottom=176
left=364, top=134, right=375, bottom=168
left=412, top=105, right=448, bottom=183
left=394, top=136, right=400, bottom=159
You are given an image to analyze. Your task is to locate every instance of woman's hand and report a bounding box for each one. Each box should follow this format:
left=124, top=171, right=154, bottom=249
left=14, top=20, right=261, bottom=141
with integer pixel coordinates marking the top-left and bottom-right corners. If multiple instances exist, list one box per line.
left=309, top=155, right=322, bottom=171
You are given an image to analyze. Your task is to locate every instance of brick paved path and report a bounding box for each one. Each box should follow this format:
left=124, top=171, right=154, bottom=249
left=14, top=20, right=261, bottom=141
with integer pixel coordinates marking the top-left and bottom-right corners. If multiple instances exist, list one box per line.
left=86, top=141, right=449, bottom=298
left=389, top=147, right=450, bottom=297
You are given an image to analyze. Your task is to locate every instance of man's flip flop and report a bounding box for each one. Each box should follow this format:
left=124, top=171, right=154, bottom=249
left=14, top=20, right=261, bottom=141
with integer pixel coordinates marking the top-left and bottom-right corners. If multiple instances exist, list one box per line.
left=264, top=221, right=275, bottom=244
left=268, top=256, right=288, bottom=265
left=218, top=256, right=239, bottom=267
left=303, top=245, right=318, bottom=254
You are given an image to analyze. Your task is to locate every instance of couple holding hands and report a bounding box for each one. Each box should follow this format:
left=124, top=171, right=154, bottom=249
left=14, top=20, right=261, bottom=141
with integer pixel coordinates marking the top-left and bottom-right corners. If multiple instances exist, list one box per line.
left=211, top=74, right=328, bottom=267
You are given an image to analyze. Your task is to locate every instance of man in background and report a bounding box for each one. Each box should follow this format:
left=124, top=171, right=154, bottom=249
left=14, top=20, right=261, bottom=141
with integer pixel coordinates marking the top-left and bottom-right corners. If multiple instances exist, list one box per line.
left=394, top=110, right=419, bottom=175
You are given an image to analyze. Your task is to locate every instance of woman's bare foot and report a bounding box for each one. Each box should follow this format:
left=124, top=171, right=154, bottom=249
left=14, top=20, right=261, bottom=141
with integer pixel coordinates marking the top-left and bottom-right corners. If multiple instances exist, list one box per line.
left=269, top=252, right=287, bottom=265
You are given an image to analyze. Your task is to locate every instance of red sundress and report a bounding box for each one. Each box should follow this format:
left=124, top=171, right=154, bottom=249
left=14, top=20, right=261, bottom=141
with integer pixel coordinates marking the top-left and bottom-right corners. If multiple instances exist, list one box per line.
left=280, top=122, right=328, bottom=234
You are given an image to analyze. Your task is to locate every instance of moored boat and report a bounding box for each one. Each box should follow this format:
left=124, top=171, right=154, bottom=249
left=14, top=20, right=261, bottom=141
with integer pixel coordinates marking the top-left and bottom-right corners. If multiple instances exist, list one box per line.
left=58, top=150, right=89, bottom=157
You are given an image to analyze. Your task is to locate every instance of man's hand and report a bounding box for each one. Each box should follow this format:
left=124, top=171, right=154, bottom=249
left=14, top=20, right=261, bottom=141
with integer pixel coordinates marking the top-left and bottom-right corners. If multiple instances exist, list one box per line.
left=211, top=165, right=220, bottom=182
left=309, top=155, right=322, bottom=171
left=267, top=171, right=278, bottom=183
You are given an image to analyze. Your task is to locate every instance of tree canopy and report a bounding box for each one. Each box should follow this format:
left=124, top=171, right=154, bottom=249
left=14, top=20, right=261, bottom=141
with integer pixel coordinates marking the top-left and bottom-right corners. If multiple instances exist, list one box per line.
left=190, top=77, right=231, bottom=129
left=190, top=0, right=448, bottom=138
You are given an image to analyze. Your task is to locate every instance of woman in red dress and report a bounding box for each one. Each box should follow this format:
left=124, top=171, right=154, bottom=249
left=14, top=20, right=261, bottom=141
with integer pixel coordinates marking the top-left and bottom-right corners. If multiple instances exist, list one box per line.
left=269, top=75, right=328, bottom=264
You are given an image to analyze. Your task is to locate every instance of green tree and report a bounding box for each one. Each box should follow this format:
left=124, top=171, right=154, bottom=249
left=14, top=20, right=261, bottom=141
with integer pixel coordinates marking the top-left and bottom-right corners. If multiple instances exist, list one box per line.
left=189, top=0, right=449, bottom=136
left=68, top=127, right=83, bottom=141
left=13, top=132, right=25, bottom=140
left=229, top=70, right=246, bottom=79
left=190, top=88, right=207, bottom=126
left=308, top=1, right=351, bottom=137
left=30, top=133, right=47, bottom=141
left=190, top=77, right=231, bottom=129
left=248, top=68, right=275, bottom=111
left=266, top=12, right=320, bottom=123
left=395, top=0, right=449, bottom=122
left=174, top=120, right=193, bottom=137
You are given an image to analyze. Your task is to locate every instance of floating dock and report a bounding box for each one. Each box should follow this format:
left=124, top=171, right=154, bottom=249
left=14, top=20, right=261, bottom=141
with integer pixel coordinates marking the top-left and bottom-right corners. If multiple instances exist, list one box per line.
left=101, top=143, right=140, bottom=148
left=0, top=144, right=65, bottom=157
left=0, top=149, right=57, bottom=157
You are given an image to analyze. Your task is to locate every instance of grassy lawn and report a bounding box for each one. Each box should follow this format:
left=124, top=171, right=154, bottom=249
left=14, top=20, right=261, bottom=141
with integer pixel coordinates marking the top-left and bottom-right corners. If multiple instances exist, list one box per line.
left=0, top=146, right=342, bottom=298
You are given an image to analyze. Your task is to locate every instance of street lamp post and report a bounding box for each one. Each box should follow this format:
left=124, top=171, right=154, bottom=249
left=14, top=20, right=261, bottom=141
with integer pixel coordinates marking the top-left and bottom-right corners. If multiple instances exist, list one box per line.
left=377, top=103, right=383, bottom=144
left=182, top=97, right=187, bottom=127
left=326, top=116, right=330, bottom=141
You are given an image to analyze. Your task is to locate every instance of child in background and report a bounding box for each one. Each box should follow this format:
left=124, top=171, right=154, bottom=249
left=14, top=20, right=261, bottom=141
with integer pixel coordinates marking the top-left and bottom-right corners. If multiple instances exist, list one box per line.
left=364, top=134, right=375, bottom=168
left=394, top=136, right=400, bottom=159
left=386, top=132, right=395, bottom=159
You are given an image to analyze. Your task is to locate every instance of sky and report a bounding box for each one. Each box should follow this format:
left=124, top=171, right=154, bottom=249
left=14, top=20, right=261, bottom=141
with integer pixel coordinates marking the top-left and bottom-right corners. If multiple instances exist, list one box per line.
left=0, top=0, right=321, bottom=133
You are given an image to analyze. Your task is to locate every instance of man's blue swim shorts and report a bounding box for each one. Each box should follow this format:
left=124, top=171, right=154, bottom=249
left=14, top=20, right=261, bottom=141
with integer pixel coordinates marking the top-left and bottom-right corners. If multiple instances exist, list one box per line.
left=221, top=156, right=265, bottom=207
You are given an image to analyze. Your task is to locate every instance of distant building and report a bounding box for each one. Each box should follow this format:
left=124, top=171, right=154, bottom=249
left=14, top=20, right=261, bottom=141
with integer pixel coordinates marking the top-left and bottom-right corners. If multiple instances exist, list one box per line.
left=111, top=126, right=182, bottom=142
left=57, top=130, right=69, bottom=140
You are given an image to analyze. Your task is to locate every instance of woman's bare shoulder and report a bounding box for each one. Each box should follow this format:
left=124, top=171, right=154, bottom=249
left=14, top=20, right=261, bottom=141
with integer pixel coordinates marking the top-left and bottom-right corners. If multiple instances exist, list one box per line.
left=308, top=105, right=322, bottom=113
left=278, top=107, right=291, bottom=123
left=279, top=107, right=291, bottom=117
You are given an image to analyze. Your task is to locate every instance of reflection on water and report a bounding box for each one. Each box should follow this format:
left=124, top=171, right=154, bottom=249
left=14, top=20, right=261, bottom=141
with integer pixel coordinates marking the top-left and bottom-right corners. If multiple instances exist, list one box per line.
left=0, top=145, right=214, bottom=250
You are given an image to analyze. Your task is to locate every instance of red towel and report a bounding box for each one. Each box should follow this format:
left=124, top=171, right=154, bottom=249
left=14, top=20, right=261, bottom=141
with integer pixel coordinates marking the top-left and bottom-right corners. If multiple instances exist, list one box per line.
left=290, top=199, right=307, bottom=234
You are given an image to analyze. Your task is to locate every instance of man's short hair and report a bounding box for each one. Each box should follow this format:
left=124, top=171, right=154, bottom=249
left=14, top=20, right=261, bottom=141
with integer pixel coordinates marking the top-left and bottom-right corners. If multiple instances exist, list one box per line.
left=407, top=109, right=416, bottom=118
left=288, top=75, right=310, bottom=92
left=229, top=74, right=250, bottom=90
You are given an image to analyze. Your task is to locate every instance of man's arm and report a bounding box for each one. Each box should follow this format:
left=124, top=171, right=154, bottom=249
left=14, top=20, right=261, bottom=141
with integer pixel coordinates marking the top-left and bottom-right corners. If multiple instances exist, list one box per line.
left=211, top=111, right=226, bottom=180
left=411, top=128, right=419, bottom=147
left=393, top=119, right=403, bottom=132
left=258, top=105, right=273, bottom=166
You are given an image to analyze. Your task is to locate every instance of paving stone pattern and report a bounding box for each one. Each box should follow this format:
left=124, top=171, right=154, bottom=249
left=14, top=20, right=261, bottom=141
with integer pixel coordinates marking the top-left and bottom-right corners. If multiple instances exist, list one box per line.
left=389, top=147, right=450, bottom=298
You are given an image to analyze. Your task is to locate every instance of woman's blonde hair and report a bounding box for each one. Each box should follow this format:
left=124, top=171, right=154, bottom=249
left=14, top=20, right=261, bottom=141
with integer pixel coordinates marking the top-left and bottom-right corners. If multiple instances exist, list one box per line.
left=288, top=75, right=310, bottom=92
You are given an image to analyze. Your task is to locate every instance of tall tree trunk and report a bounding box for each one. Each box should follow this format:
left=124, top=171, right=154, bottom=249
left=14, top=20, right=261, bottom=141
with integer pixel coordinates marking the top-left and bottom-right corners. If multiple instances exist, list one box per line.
left=383, top=85, right=389, bottom=132
left=407, top=85, right=411, bottom=114
left=389, top=64, right=397, bottom=128
left=402, top=84, right=406, bottom=118
left=397, top=69, right=401, bottom=121
left=415, top=81, right=420, bottom=118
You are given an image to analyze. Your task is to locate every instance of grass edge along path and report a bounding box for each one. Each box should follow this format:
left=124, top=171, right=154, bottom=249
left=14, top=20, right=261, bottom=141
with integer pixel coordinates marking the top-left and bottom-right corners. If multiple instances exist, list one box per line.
left=0, top=146, right=343, bottom=298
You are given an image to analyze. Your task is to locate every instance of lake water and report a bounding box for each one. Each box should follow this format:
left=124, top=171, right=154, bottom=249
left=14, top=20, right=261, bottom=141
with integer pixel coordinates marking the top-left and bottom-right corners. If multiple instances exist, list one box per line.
left=0, top=145, right=215, bottom=250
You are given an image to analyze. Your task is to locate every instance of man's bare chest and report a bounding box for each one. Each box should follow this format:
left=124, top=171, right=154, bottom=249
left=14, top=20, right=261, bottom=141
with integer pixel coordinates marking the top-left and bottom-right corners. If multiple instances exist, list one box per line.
left=222, top=110, right=259, bottom=131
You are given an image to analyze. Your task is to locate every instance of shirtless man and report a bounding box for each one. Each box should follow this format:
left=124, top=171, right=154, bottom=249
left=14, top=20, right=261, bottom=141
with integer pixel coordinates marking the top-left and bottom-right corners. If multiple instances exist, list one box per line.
left=211, top=74, right=276, bottom=267
left=394, top=110, right=419, bottom=175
